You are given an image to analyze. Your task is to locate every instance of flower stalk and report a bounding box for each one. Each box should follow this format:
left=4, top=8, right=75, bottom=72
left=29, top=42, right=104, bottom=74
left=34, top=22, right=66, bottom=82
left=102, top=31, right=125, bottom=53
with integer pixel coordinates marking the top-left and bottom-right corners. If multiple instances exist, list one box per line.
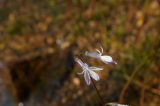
left=91, top=77, right=105, bottom=106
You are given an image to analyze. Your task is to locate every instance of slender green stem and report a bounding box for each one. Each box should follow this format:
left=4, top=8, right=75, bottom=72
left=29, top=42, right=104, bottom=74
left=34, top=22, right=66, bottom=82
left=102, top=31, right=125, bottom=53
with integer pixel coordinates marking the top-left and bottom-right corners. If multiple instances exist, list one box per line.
left=91, top=77, right=105, bottom=106
left=119, top=55, right=149, bottom=103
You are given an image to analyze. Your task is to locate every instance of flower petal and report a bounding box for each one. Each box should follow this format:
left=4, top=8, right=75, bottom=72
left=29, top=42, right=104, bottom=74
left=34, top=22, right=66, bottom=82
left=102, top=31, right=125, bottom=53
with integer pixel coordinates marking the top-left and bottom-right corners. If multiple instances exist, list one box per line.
left=77, top=70, right=84, bottom=75
left=106, top=103, right=129, bottom=106
left=75, top=58, right=85, bottom=67
left=89, top=70, right=100, bottom=81
left=85, top=51, right=101, bottom=59
left=100, top=55, right=113, bottom=64
left=89, top=66, right=103, bottom=71
left=84, top=71, right=91, bottom=85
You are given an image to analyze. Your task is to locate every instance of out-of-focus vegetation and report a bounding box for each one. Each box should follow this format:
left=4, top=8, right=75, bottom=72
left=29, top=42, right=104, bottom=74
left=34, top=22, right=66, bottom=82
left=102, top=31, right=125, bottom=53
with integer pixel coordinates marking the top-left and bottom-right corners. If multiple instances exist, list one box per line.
left=0, top=0, right=159, bottom=106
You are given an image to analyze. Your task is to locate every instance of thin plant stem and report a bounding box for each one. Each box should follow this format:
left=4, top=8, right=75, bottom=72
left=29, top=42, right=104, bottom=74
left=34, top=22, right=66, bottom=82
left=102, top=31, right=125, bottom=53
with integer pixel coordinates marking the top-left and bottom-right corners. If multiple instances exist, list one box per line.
left=119, top=54, right=149, bottom=103
left=91, top=77, right=105, bottom=106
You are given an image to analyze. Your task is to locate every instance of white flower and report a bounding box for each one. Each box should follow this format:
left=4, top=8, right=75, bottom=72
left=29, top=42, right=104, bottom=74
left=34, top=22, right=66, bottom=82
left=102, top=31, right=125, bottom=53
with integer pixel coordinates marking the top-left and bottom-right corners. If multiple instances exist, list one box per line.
left=75, top=58, right=103, bottom=85
left=85, top=47, right=117, bottom=64
left=106, top=103, right=129, bottom=106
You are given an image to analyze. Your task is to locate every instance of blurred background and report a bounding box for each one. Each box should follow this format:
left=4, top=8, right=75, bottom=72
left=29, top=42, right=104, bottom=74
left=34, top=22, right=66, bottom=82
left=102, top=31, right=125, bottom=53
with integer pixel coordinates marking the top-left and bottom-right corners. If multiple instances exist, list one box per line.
left=0, top=0, right=159, bottom=106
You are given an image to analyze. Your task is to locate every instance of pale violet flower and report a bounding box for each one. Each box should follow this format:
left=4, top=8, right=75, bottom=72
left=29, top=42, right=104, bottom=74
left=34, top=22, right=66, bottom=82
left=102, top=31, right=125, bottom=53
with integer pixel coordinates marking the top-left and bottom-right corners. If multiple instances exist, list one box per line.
left=85, top=47, right=117, bottom=64
left=75, top=58, right=103, bottom=85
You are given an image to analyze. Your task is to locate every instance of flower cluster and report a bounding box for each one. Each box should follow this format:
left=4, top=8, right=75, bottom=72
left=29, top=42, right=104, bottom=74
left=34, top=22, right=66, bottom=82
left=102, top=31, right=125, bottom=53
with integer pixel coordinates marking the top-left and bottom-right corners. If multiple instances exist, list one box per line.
left=75, top=47, right=117, bottom=85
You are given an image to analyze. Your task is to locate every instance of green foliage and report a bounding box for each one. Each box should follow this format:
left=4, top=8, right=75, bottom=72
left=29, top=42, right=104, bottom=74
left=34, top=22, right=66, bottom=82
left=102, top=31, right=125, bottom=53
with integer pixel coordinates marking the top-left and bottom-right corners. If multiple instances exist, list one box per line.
left=5, top=20, right=23, bottom=35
